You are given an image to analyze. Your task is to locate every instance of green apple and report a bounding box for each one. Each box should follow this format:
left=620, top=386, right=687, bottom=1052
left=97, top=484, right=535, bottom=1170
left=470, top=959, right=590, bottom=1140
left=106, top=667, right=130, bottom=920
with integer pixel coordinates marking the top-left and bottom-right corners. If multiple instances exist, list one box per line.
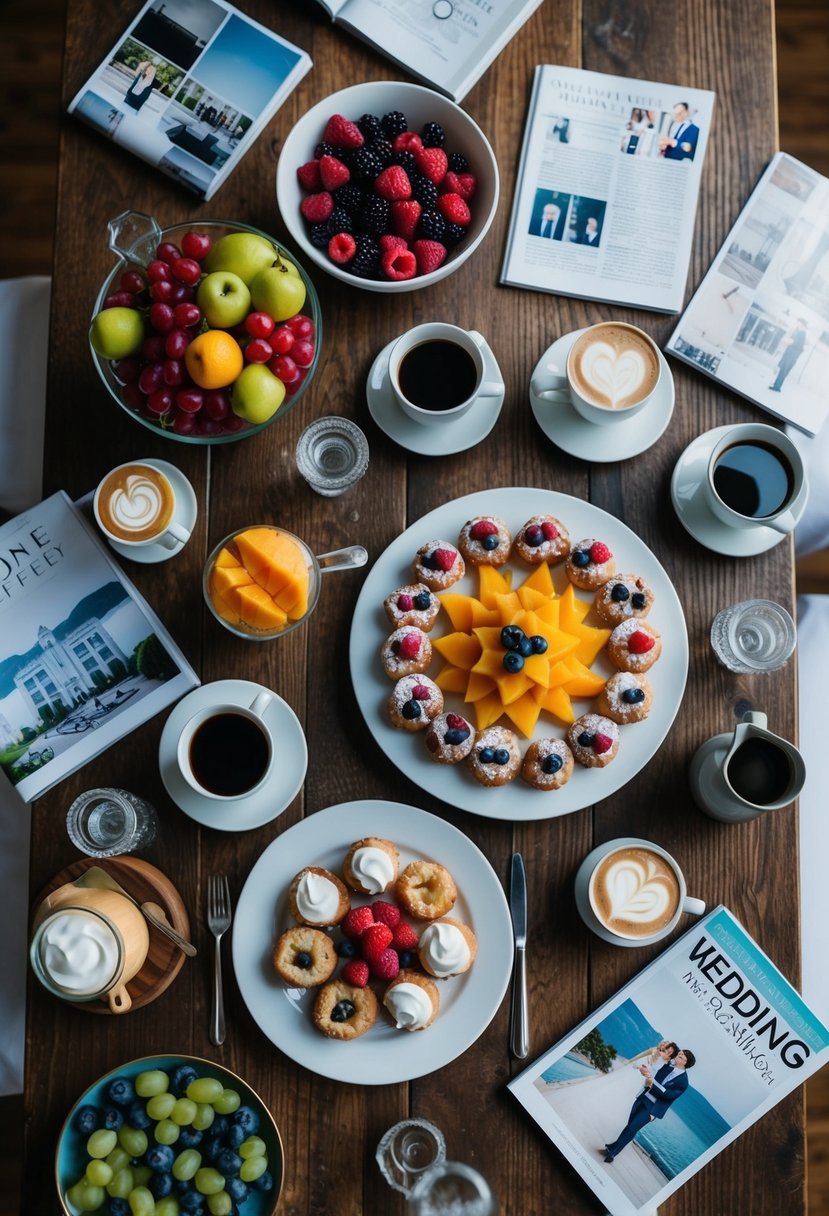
left=89, top=306, right=144, bottom=359
left=250, top=263, right=307, bottom=322
left=196, top=271, right=251, bottom=328
left=203, top=232, right=276, bottom=284
left=231, top=363, right=286, bottom=424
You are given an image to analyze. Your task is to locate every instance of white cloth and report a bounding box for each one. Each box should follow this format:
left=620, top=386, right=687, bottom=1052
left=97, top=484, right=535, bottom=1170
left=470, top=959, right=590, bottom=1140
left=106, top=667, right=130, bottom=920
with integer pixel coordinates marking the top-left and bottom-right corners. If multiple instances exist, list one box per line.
left=786, top=416, right=829, bottom=557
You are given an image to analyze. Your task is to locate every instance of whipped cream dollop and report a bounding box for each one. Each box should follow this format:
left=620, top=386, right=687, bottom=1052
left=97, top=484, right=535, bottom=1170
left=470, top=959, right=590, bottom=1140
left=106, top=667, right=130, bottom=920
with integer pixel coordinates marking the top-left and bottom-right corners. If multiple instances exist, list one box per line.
left=418, top=921, right=470, bottom=977
left=295, top=871, right=341, bottom=923
left=349, top=846, right=395, bottom=894
left=109, top=471, right=169, bottom=534
left=40, top=910, right=120, bottom=994
left=383, top=982, right=433, bottom=1031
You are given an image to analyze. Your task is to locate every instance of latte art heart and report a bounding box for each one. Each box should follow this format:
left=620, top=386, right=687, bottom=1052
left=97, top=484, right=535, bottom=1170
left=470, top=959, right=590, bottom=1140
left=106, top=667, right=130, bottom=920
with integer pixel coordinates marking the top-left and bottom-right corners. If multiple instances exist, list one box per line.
left=590, top=845, right=681, bottom=938
left=111, top=474, right=168, bottom=532
left=569, top=324, right=660, bottom=410
left=580, top=344, right=647, bottom=408
left=96, top=463, right=175, bottom=543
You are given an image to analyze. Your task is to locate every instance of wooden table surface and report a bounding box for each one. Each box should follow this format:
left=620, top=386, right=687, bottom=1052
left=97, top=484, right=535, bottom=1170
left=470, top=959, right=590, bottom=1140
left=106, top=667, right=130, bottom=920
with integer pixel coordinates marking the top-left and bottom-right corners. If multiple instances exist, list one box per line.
left=24, top=1, right=801, bottom=1213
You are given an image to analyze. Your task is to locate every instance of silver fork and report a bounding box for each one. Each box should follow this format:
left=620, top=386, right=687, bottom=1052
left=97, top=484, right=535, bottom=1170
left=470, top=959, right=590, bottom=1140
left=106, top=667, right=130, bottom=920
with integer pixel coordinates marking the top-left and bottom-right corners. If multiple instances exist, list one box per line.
left=207, top=874, right=232, bottom=1046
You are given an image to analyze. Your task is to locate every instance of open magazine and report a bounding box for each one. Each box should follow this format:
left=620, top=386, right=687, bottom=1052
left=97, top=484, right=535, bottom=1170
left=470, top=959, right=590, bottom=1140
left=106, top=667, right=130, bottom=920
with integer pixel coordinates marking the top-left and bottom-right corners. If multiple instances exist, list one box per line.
left=68, top=0, right=311, bottom=200
left=667, top=152, right=829, bottom=435
left=509, top=907, right=828, bottom=1216
left=501, top=66, right=716, bottom=312
left=0, top=492, right=199, bottom=804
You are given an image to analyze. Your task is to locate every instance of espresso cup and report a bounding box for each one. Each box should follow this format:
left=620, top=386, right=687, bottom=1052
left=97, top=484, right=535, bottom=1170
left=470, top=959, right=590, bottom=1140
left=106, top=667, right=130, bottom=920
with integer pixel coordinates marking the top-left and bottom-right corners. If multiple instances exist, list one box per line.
left=94, top=461, right=191, bottom=550
left=531, top=322, right=662, bottom=425
left=704, top=423, right=808, bottom=535
left=574, top=837, right=705, bottom=947
left=176, top=692, right=274, bottom=801
left=689, top=710, right=806, bottom=824
left=387, top=323, right=502, bottom=426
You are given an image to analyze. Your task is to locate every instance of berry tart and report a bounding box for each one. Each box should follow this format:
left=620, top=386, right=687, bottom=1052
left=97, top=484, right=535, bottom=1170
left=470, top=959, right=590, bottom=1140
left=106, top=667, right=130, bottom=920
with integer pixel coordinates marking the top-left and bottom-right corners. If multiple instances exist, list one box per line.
left=513, top=515, right=570, bottom=565
left=272, top=926, right=337, bottom=987
left=384, top=583, right=440, bottom=631
left=395, top=859, right=457, bottom=920
left=387, top=674, right=444, bottom=731
left=288, top=866, right=350, bottom=927
left=467, top=725, right=522, bottom=787
left=412, top=540, right=465, bottom=590
left=597, top=671, right=653, bottom=724
left=594, top=574, right=655, bottom=625
left=383, top=970, right=440, bottom=1031
left=418, top=917, right=477, bottom=978
left=342, top=837, right=400, bottom=895
left=313, top=979, right=378, bottom=1040
left=381, top=625, right=433, bottom=679
left=566, top=713, right=620, bottom=768
left=565, top=538, right=616, bottom=590
left=424, top=712, right=476, bottom=764
left=457, top=516, right=512, bottom=567
left=607, top=619, right=662, bottom=673
left=520, top=738, right=575, bottom=790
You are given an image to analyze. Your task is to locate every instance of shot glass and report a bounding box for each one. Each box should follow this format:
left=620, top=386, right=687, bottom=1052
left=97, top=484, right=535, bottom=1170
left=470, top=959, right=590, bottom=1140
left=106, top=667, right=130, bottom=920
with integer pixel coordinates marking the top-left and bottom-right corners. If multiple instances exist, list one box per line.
left=66, top=788, right=158, bottom=857
left=710, top=599, right=797, bottom=674
left=407, top=1160, right=497, bottom=1215
left=376, top=1118, right=446, bottom=1196
left=295, top=416, right=369, bottom=496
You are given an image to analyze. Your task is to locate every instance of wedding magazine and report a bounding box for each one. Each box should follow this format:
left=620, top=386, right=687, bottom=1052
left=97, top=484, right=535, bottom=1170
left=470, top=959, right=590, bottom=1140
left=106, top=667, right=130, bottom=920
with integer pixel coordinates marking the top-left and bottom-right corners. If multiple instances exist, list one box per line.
left=0, top=492, right=199, bottom=804
left=501, top=66, right=716, bottom=312
left=508, top=907, right=829, bottom=1216
left=68, top=0, right=311, bottom=200
left=667, top=152, right=829, bottom=435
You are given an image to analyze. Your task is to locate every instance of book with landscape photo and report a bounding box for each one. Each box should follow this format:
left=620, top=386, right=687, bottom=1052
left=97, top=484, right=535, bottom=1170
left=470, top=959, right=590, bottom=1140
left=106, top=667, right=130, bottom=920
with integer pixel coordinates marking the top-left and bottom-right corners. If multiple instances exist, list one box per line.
left=501, top=65, right=716, bottom=313
left=508, top=906, right=829, bottom=1216
left=666, top=152, right=829, bottom=435
left=68, top=0, right=311, bottom=201
left=0, top=491, right=199, bottom=804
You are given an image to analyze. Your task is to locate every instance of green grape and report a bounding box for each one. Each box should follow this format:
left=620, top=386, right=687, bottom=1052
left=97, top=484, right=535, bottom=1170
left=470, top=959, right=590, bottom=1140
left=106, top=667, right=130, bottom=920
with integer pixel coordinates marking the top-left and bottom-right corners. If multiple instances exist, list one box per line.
left=154, top=1117, right=181, bottom=1145
left=128, top=1185, right=155, bottom=1216
left=239, top=1155, right=268, bottom=1183
left=212, top=1088, right=240, bottom=1115
left=66, top=1180, right=105, bottom=1211
left=171, top=1097, right=197, bottom=1125
left=172, top=1148, right=202, bottom=1181
left=105, top=1147, right=131, bottom=1173
left=155, top=1199, right=181, bottom=1216
left=194, top=1166, right=226, bottom=1195
left=192, top=1102, right=215, bottom=1131
left=87, top=1129, right=117, bottom=1158
left=239, top=1135, right=267, bottom=1159
left=85, top=1160, right=113, bottom=1187
left=147, top=1092, right=177, bottom=1121
left=186, top=1077, right=224, bottom=1105
left=118, top=1126, right=148, bottom=1157
left=135, top=1068, right=170, bottom=1097
left=207, top=1192, right=232, bottom=1216
left=106, top=1167, right=134, bottom=1199
left=132, top=1165, right=152, bottom=1187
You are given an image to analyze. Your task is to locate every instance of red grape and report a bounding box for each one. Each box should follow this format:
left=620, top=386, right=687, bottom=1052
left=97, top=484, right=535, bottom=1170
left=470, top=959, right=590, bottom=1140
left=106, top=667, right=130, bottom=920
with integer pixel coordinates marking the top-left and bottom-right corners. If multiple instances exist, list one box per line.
left=139, top=363, right=164, bottom=395
left=146, top=388, right=174, bottom=415
left=245, top=338, right=273, bottom=364
left=114, top=357, right=140, bottom=383
left=120, top=270, right=146, bottom=295
left=147, top=260, right=171, bottom=283
left=288, top=314, right=313, bottom=339
left=203, top=390, right=230, bottom=421
left=150, top=280, right=174, bottom=303
left=181, top=231, right=212, bottom=260
left=149, top=302, right=175, bottom=333
left=270, top=325, right=294, bottom=354
left=141, top=336, right=165, bottom=362
left=244, top=311, right=275, bottom=339
left=165, top=329, right=191, bottom=359
left=157, top=242, right=181, bottom=265
left=121, top=383, right=145, bottom=410
left=284, top=367, right=307, bottom=397
left=222, top=413, right=247, bottom=432
left=172, top=257, right=202, bottom=285
left=172, top=409, right=197, bottom=435
left=170, top=284, right=195, bottom=305
left=173, top=303, right=201, bottom=329
left=162, top=358, right=185, bottom=387
left=103, top=291, right=133, bottom=309
left=269, top=355, right=299, bottom=383
left=292, top=339, right=315, bottom=367
left=175, top=387, right=204, bottom=414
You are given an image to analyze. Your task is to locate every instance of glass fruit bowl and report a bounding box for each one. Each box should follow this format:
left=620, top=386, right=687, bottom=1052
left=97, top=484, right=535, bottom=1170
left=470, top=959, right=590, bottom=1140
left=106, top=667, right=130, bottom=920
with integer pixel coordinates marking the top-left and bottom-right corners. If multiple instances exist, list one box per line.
left=90, top=212, right=322, bottom=445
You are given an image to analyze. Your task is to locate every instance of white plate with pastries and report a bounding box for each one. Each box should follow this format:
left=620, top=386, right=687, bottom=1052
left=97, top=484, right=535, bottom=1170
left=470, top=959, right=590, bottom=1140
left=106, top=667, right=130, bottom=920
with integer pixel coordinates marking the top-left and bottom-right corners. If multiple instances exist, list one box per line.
left=231, top=801, right=512, bottom=1085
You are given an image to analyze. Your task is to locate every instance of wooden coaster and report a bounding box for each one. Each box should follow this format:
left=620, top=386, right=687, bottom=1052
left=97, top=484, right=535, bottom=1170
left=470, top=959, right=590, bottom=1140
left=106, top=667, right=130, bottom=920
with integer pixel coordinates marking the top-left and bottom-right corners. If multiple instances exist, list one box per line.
left=33, top=856, right=192, bottom=1014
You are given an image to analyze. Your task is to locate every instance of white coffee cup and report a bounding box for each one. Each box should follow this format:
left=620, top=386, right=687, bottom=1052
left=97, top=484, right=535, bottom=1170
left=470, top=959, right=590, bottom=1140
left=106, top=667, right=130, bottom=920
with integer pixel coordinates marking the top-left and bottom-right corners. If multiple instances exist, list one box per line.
left=176, top=692, right=274, bottom=801
left=574, top=837, right=705, bottom=948
left=704, top=423, right=808, bottom=535
left=94, top=460, right=191, bottom=551
left=387, top=322, right=502, bottom=426
left=531, top=321, right=662, bottom=425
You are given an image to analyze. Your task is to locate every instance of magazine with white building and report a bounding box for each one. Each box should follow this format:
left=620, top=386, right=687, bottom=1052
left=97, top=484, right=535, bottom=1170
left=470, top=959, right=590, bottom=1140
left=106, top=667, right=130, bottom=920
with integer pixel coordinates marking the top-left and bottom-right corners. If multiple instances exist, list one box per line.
left=501, top=65, right=715, bottom=312
left=666, top=152, right=829, bottom=435
left=68, top=0, right=311, bottom=200
left=0, top=491, right=199, bottom=804
left=508, top=906, right=829, bottom=1216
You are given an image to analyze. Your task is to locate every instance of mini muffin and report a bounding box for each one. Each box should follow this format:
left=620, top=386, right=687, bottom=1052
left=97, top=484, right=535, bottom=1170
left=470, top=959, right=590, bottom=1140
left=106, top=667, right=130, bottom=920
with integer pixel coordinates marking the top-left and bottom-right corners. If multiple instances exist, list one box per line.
left=412, top=540, right=465, bottom=590
left=383, top=970, right=440, bottom=1031
left=342, top=836, right=400, bottom=895
left=513, top=515, right=570, bottom=565
left=457, top=515, right=512, bottom=566
left=467, top=725, right=522, bottom=787
left=598, top=671, right=653, bottom=724
left=424, top=712, right=476, bottom=764
left=313, top=979, right=378, bottom=1040
left=521, top=737, right=575, bottom=790
left=565, top=538, right=616, bottom=590
left=418, top=917, right=478, bottom=978
left=395, top=860, right=457, bottom=920
left=272, top=927, right=337, bottom=987
left=594, top=574, right=655, bottom=625
left=381, top=625, right=433, bottom=679
left=288, top=866, right=350, bottom=927
left=387, top=674, right=444, bottom=731
left=384, top=583, right=441, bottom=631
left=566, top=713, right=620, bottom=768
left=607, top=619, right=662, bottom=673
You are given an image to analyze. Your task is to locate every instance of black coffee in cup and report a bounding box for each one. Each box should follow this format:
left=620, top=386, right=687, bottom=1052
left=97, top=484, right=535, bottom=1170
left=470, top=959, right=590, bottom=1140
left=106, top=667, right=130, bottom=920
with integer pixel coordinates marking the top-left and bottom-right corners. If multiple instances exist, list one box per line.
left=398, top=340, right=478, bottom=411
left=712, top=441, right=794, bottom=519
left=189, top=712, right=270, bottom=797
left=727, top=737, right=792, bottom=804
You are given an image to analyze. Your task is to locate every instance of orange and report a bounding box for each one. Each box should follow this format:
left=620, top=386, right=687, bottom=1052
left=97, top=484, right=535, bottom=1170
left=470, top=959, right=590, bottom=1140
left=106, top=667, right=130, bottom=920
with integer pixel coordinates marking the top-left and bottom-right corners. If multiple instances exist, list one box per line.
left=185, top=329, right=244, bottom=389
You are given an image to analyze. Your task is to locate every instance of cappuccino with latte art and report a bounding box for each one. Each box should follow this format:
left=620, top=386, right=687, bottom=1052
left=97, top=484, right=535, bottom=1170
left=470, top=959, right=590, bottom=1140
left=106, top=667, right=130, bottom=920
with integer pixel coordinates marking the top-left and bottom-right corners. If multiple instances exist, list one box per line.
left=95, top=463, right=176, bottom=544
left=589, top=845, right=680, bottom=939
left=568, top=323, right=661, bottom=411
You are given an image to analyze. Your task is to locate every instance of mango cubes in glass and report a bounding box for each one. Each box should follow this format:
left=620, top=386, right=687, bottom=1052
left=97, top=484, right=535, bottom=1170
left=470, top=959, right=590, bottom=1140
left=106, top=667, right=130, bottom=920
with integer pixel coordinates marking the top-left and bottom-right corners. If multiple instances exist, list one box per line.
left=207, top=526, right=313, bottom=636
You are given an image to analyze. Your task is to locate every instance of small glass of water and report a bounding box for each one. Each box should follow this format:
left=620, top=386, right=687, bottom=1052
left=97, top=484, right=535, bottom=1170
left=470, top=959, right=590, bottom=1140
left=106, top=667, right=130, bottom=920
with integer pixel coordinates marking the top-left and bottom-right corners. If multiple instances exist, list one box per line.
left=710, top=598, right=797, bottom=674
left=295, top=416, right=369, bottom=496
left=376, top=1118, right=446, bottom=1196
left=407, top=1161, right=497, bottom=1216
left=66, top=788, right=158, bottom=857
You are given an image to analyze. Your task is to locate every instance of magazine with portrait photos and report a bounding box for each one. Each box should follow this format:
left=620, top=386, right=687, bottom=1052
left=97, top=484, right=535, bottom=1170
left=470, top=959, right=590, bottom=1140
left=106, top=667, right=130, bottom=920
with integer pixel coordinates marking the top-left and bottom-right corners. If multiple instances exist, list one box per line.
left=0, top=491, right=199, bottom=804
left=508, top=906, right=829, bottom=1216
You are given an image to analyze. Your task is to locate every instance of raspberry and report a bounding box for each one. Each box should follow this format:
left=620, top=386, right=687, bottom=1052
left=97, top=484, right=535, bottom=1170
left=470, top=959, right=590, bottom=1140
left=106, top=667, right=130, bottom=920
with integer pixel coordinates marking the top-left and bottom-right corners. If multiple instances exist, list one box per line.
left=381, top=248, right=417, bottom=281
left=361, top=922, right=393, bottom=960
left=413, top=239, right=447, bottom=275
left=391, top=922, right=419, bottom=952
left=432, top=546, right=456, bottom=571
left=371, top=900, right=401, bottom=929
left=381, top=110, right=408, bottom=138
left=590, top=541, right=612, bottom=564
left=443, top=171, right=477, bottom=200
left=374, top=165, right=412, bottom=201
left=593, top=733, right=614, bottom=755
left=318, top=154, right=350, bottom=190
left=390, top=200, right=422, bottom=240
left=415, top=146, right=448, bottom=185
left=629, top=630, right=656, bottom=654
left=393, top=131, right=422, bottom=154
left=379, top=234, right=408, bottom=254
left=341, top=960, right=369, bottom=987
left=323, top=113, right=364, bottom=149
left=411, top=683, right=430, bottom=700
left=470, top=519, right=498, bottom=540
left=342, top=906, right=375, bottom=938
left=445, top=713, right=468, bottom=731
left=437, top=193, right=471, bottom=226
left=397, top=632, right=421, bottom=659
left=370, top=948, right=400, bottom=981
left=300, top=191, right=334, bottom=223
left=328, top=233, right=357, bottom=265
left=421, top=121, right=445, bottom=148
left=396, top=592, right=414, bottom=610
left=541, top=521, right=559, bottom=540
left=296, top=160, right=321, bottom=191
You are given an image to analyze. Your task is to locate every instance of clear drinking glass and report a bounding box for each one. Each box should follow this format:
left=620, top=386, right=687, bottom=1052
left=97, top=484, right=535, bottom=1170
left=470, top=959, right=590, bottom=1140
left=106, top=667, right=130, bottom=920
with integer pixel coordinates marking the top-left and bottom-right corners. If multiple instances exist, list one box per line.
left=710, top=598, right=797, bottom=674
left=376, top=1118, right=447, bottom=1196
left=66, top=788, right=158, bottom=857
left=406, top=1161, right=497, bottom=1216
left=295, top=416, right=369, bottom=496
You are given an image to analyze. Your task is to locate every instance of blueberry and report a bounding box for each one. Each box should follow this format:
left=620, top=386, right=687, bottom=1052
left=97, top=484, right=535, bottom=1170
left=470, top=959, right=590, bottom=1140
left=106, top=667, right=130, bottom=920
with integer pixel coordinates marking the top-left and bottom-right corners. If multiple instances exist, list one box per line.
left=479, top=746, right=495, bottom=763
left=530, top=635, right=548, bottom=654
left=127, top=1099, right=152, bottom=1130
left=493, top=748, right=510, bottom=765
left=500, top=625, right=524, bottom=650
left=402, top=699, right=421, bottom=720
left=413, top=591, right=431, bottom=610
left=170, top=1064, right=199, bottom=1095
left=180, top=1194, right=207, bottom=1214
left=216, top=1148, right=243, bottom=1176
left=445, top=728, right=468, bottom=746
left=147, top=1143, right=175, bottom=1172
left=517, top=636, right=534, bottom=657
left=542, top=753, right=563, bottom=774
left=103, top=1106, right=124, bottom=1131
left=398, top=950, right=416, bottom=968
left=226, top=1176, right=250, bottom=1203
left=525, top=525, right=544, bottom=547
left=421, top=550, right=439, bottom=570
left=482, top=534, right=499, bottom=551
left=74, top=1105, right=99, bottom=1135
left=296, top=951, right=312, bottom=969
left=226, top=1122, right=246, bottom=1148
left=253, top=1171, right=274, bottom=1193
left=178, top=1126, right=203, bottom=1149
left=503, top=651, right=524, bottom=673
left=610, top=583, right=630, bottom=602
left=210, top=1115, right=230, bottom=1139
left=109, top=1200, right=130, bottom=1216
left=622, top=687, right=646, bottom=704
left=233, top=1106, right=260, bottom=1136
left=106, top=1077, right=136, bottom=1106
left=332, top=999, right=356, bottom=1023
left=337, top=939, right=358, bottom=958
left=572, top=549, right=591, bottom=567
left=631, top=592, right=647, bottom=609
left=577, top=732, right=595, bottom=747
left=203, top=1136, right=224, bottom=1163
left=150, top=1171, right=174, bottom=1199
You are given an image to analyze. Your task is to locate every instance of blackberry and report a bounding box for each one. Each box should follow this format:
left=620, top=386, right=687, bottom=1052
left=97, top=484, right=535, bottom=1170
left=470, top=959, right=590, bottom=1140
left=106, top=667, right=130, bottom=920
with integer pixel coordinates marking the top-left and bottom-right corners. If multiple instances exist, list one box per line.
left=381, top=110, right=409, bottom=138
left=418, top=209, right=446, bottom=241
left=442, top=222, right=466, bottom=247
left=410, top=173, right=438, bottom=208
left=358, top=195, right=390, bottom=236
left=357, top=112, right=382, bottom=141
left=449, top=151, right=469, bottom=173
left=351, top=235, right=380, bottom=278
left=308, top=222, right=330, bottom=248
left=370, top=137, right=393, bottom=167
left=313, top=140, right=335, bottom=159
left=350, top=147, right=384, bottom=181
left=393, top=149, right=417, bottom=174
left=421, top=121, right=445, bottom=148
left=333, top=182, right=366, bottom=216
left=326, top=207, right=354, bottom=236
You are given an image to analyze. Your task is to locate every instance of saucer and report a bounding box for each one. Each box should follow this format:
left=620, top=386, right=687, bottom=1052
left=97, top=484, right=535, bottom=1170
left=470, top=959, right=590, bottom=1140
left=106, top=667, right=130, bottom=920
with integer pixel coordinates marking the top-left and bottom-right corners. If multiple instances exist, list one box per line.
left=106, top=458, right=198, bottom=564
left=670, top=426, right=795, bottom=556
left=158, top=679, right=307, bottom=831
left=529, top=329, right=675, bottom=462
left=366, top=335, right=504, bottom=455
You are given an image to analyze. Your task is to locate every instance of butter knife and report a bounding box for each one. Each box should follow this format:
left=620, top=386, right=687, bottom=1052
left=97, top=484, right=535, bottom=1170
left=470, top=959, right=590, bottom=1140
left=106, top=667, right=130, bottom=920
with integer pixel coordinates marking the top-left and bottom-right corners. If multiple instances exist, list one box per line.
left=509, top=852, right=529, bottom=1059
left=75, top=866, right=197, bottom=957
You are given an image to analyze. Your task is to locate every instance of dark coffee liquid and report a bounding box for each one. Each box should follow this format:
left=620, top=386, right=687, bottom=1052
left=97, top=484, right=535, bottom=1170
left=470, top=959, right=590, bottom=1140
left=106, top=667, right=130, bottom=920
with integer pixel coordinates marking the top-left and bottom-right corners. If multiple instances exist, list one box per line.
left=398, top=340, right=478, bottom=411
left=712, top=442, right=793, bottom=518
left=190, top=713, right=269, bottom=797
left=727, top=737, right=791, bottom=805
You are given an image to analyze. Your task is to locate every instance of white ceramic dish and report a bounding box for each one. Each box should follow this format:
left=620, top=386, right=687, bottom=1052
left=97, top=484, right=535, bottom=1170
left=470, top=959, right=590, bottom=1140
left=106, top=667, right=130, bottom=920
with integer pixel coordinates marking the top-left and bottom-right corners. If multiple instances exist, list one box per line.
left=105, top=458, right=198, bottom=564
left=231, top=800, right=512, bottom=1085
left=349, top=488, right=688, bottom=821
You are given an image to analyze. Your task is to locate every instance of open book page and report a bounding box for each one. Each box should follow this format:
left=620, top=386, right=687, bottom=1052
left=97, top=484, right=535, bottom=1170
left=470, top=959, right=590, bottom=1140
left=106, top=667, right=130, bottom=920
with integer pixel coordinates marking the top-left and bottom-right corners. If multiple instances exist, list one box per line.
left=508, top=908, right=829, bottom=1216
left=67, top=0, right=310, bottom=200
left=667, top=153, right=829, bottom=435
left=501, top=66, right=715, bottom=312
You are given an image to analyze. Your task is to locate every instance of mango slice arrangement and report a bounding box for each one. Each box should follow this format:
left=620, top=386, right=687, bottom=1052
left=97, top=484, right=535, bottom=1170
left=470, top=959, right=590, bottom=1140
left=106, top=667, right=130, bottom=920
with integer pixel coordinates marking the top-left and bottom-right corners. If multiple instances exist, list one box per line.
left=209, top=527, right=311, bottom=633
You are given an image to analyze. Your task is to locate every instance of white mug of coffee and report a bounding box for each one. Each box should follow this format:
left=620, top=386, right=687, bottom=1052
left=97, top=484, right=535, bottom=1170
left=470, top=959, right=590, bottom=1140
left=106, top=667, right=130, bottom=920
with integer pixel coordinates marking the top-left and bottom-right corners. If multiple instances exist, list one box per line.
left=176, top=692, right=274, bottom=801
left=388, top=322, right=503, bottom=426
left=531, top=322, right=662, bottom=425
left=94, top=461, right=191, bottom=550
left=689, top=710, right=806, bottom=824
left=704, top=423, right=808, bottom=535
left=575, top=837, right=705, bottom=948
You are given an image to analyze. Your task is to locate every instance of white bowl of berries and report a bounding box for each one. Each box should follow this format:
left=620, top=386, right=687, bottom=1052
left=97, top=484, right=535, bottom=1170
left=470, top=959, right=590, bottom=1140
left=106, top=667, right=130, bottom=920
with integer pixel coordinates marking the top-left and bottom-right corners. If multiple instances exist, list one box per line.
left=89, top=212, right=322, bottom=443
left=276, top=81, right=499, bottom=292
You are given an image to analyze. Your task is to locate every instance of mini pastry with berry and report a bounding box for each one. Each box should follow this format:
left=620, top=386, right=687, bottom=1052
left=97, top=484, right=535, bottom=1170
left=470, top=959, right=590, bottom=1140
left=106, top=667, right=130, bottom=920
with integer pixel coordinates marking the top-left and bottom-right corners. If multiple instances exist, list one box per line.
left=607, top=619, right=662, bottom=673
left=418, top=917, right=477, bottom=978
left=395, top=859, right=457, bottom=920
left=424, top=712, right=475, bottom=763
left=342, top=836, right=400, bottom=895
left=387, top=674, right=444, bottom=731
left=597, top=671, right=653, bottom=724
left=289, top=866, right=350, bottom=927
left=514, top=515, right=571, bottom=565
left=467, top=725, right=522, bottom=787
left=521, top=738, right=574, bottom=790
left=313, top=979, right=378, bottom=1040
left=381, top=625, right=433, bottom=679
left=272, top=927, right=337, bottom=987
left=566, top=713, right=620, bottom=768
left=412, top=540, right=465, bottom=590
left=457, top=516, right=512, bottom=566
left=565, top=539, right=616, bottom=590
left=594, top=574, right=655, bottom=625
left=383, top=970, right=440, bottom=1031
left=384, top=583, right=441, bottom=631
